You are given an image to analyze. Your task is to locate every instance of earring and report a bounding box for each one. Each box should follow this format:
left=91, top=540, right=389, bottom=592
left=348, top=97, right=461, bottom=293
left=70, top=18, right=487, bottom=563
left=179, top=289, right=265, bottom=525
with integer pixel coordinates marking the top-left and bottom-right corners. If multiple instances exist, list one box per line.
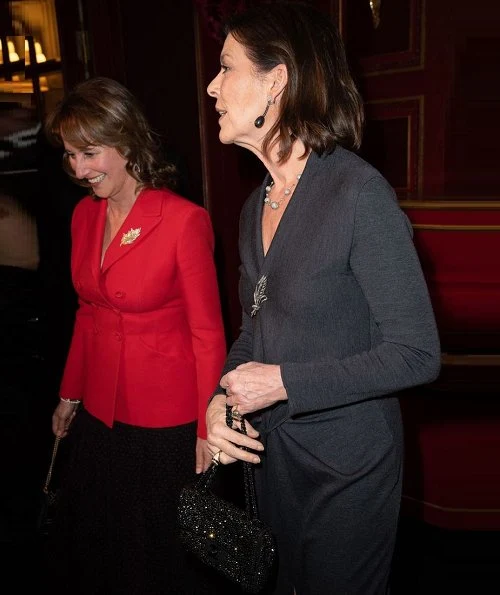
left=254, top=97, right=273, bottom=128
left=132, top=162, right=141, bottom=175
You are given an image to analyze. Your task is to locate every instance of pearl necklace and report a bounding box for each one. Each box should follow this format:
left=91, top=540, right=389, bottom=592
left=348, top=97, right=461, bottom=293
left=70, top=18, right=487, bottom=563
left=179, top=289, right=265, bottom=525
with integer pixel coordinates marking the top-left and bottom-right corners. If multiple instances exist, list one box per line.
left=264, top=173, right=302, bottom=210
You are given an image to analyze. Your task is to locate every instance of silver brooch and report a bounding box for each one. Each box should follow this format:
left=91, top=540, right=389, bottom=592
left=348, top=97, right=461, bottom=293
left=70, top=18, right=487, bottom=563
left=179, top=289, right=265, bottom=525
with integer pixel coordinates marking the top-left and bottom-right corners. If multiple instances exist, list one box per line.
left=251, top=275, right=268, bottom=317
left=120, top=227, right=141, bottom=246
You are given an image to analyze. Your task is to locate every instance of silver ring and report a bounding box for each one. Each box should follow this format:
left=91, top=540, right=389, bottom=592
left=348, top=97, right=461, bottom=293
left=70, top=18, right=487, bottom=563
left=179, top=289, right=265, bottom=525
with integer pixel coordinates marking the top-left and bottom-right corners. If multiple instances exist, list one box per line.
left=212, top=450, right=222, bottom=464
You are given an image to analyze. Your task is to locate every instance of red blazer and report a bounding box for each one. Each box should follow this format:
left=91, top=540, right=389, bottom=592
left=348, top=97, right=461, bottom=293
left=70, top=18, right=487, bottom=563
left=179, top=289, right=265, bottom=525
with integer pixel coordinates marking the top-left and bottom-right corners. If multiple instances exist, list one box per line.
left=59, top=188, right=226, bottom=438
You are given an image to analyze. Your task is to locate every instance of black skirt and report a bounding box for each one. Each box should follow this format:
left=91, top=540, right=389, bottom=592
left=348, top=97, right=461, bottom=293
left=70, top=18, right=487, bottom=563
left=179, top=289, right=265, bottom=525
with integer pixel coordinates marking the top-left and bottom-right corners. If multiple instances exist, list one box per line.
left=46, top=409, right=234, bottom=594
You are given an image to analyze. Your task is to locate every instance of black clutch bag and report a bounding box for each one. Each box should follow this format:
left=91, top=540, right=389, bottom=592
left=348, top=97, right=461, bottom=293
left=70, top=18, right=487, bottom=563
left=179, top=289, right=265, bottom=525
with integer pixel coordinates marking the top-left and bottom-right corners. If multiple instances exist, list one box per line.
left=37, top=435, right=61, bottom=537
left=178, top=416, right=277, bottom=594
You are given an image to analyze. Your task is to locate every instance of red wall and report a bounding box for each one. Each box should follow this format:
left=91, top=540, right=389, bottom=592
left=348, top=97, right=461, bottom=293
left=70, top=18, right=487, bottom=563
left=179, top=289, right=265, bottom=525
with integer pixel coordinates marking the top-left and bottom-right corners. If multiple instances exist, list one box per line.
left=194, top=0, right=500, bottom=342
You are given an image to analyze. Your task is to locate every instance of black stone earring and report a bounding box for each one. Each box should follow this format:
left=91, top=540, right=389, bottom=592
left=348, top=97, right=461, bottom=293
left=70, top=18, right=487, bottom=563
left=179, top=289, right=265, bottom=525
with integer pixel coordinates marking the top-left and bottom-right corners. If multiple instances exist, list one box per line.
left=254, top=98, right=273, bottom=128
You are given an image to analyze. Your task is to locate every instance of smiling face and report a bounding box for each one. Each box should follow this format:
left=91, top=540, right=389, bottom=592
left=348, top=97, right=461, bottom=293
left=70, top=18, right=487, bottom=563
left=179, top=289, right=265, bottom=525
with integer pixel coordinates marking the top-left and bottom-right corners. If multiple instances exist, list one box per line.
left=207, top=34, right=275, bottom=149
left=63, top=140, right=137, bottom=201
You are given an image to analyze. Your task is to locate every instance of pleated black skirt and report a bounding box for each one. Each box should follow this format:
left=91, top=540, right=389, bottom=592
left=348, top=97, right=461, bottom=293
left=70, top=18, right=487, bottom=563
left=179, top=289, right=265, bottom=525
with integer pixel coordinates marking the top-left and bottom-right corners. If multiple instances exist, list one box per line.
left=46, top=408, right=233, bottom=594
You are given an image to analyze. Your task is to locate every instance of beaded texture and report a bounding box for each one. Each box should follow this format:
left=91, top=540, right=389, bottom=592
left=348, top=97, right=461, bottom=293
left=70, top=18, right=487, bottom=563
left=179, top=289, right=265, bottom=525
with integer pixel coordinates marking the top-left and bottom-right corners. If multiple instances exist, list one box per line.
left=263, top=173, right=302, bottom=209
left=178, top=464, right=277, bottom=593
left=178, top=415, right=277, bottom=593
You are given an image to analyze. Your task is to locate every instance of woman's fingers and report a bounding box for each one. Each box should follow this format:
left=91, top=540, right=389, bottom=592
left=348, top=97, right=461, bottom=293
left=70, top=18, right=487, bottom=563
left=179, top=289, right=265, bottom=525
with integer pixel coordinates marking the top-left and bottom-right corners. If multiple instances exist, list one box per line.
left=243, top=418, right=260, bottom=439
left=221, top=364, right=286, bottom=415
left=217, top=437, right=262, bottom=464
left=207, top=392, right=264, bottom=464
left=196, top=438, right=213, bottom=473
left=52, top=401, right=78, bottom=437
left=208, top=423, right=263, bottom=464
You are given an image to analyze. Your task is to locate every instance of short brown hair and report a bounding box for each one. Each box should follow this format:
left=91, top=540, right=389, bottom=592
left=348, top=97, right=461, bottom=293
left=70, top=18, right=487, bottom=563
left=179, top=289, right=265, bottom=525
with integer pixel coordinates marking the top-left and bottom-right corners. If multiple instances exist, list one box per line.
left=225, top=1, right=364, bottom=162
left=45, top=77, right=177, bottom=191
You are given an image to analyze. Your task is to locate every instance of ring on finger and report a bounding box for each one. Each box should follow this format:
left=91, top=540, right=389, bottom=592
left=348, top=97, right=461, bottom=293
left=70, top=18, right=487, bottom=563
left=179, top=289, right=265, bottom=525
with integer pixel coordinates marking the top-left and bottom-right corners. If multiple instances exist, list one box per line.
left=212, top=449, right=222, bottom=464
left=232, top=405, right=243, bottom=422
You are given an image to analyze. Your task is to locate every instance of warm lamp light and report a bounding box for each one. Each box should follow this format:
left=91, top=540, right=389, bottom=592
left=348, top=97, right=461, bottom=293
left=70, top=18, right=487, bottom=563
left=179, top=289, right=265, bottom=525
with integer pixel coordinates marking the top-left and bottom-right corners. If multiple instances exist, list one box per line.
left=25, top=39, right=47, bottom=64
left=0, top=39, right=21, bottom=63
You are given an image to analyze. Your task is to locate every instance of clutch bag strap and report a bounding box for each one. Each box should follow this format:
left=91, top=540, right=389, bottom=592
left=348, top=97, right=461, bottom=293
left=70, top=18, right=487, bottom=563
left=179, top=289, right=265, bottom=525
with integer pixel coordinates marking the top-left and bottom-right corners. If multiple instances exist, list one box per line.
left=240, top=418, right=259, bottom=520
left=226, top=404, right=260, bottom=520
left=43, top=435, right=61, bottom=495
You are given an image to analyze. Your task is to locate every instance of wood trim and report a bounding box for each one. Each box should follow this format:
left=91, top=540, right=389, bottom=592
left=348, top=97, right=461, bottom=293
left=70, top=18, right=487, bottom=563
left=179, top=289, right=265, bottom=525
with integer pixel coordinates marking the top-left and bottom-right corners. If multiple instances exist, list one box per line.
left=365, top=96, right=423, bottom=193
left=194, top=9, right=211, bottom=213
left=412, top=224, right=500, bottom=231
left=400, top=200, right=500, bottom=210
left=340, top=0, right=425, bottom=75
left=402, top=495, right=500, bottom=514
left=441, top=354, right=500, bottom=366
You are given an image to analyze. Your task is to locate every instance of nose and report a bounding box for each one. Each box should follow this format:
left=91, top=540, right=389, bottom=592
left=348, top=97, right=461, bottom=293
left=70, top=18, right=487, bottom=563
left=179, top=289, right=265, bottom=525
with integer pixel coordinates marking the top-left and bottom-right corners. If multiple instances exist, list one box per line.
left=207, top=72, right=220, bottom=98
left=73, top=155, right=88, bottom=180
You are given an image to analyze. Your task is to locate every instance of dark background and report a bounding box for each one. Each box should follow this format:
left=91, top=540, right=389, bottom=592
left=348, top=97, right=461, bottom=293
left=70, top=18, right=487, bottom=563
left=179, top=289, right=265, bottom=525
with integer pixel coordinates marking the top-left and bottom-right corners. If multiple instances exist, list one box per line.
left=0, top=0, right=499, bottom=591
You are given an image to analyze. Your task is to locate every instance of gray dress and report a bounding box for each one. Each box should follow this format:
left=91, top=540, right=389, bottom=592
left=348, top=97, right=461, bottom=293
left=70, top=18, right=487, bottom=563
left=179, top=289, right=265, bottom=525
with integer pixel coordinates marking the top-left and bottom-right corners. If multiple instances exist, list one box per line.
left=222, top=147, right=440, bottom=594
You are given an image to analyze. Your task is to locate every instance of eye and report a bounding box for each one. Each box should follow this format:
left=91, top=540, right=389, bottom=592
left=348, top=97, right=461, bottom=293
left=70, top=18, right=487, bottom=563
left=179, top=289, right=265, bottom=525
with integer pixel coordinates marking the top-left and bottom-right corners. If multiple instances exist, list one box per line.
left=220, top=64, right=229, bottom=74
left=65, top=151, right=75, bottom=159
left=84, top=151, right=96, bottom=158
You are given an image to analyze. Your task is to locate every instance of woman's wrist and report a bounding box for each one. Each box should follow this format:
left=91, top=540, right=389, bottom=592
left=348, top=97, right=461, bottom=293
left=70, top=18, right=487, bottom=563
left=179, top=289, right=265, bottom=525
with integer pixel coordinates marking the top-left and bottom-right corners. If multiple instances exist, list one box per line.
left=60, top=397, right=81, bottom=404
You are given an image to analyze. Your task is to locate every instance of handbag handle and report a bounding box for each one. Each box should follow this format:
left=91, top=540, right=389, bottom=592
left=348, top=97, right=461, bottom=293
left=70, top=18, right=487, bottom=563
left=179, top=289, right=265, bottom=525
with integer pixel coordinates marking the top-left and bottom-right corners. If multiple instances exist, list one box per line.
left=194, top=406, right=260, bottom=520
left=239, top=418, right=260, bottom=521
left=43, top=435, right=61, bottom=495
left=226, top=404, right=260, bottom=521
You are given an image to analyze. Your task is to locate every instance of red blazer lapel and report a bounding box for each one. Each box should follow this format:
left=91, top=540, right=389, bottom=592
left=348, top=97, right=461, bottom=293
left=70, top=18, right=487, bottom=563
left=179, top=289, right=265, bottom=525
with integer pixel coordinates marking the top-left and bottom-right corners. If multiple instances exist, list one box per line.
left=101, top=189, right=163, bottom=274
left=91, top=200, right=107, bottom=282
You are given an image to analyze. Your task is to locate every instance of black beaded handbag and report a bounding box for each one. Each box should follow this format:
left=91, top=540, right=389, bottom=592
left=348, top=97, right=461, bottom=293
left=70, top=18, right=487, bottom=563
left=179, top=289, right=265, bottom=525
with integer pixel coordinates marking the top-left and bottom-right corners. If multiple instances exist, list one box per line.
left=178, top=414, right=277, bottom=594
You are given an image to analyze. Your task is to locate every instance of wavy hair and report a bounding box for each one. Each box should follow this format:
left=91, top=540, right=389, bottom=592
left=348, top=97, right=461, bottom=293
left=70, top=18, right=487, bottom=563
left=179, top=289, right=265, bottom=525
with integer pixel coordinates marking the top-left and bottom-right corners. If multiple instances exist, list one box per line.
left=225, top=1, right=364, bottom=162
left=44, top=77, right=177, bottom=191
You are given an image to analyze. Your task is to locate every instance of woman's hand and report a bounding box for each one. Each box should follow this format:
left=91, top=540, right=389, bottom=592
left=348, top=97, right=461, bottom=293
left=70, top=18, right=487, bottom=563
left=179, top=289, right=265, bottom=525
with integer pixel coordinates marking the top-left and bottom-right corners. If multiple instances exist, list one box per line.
left=52, top=400, right=79, bottom=438
left=195, top=437, right=214, bottom=474
left=221, top=361, right=287, bottom=415
left=206, top=394, right=264, bottom=465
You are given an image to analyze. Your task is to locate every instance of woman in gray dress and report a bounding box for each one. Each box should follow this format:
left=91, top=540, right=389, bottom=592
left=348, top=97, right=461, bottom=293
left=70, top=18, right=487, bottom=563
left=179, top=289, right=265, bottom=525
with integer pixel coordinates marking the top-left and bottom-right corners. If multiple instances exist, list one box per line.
left=205, top=3, right=440, bottom=594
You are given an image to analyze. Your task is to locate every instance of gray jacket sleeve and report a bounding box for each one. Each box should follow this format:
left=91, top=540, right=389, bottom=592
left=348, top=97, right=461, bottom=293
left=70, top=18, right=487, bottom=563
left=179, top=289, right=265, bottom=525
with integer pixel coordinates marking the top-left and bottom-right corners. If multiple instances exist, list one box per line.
left=282, top=176, right=441, bottom=415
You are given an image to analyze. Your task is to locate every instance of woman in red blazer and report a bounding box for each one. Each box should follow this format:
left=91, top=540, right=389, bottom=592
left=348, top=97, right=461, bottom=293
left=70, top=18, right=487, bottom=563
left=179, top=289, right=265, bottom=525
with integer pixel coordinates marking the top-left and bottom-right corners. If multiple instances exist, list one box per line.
left=44, top=77, right=226, bottom=594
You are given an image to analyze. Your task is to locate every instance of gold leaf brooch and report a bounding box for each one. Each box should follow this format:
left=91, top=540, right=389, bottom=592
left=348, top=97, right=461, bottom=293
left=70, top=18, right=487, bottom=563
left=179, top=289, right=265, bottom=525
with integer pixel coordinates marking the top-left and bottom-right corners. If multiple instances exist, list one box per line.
left=120, top=227, right=141, bottom=246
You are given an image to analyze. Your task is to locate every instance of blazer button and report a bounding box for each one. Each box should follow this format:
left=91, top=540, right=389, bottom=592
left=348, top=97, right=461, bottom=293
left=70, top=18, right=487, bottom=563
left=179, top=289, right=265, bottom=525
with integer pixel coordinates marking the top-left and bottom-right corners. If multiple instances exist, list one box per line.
left=115, top=291, right=125, bottom=298
left=114, top=332, right=123, bottom=342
